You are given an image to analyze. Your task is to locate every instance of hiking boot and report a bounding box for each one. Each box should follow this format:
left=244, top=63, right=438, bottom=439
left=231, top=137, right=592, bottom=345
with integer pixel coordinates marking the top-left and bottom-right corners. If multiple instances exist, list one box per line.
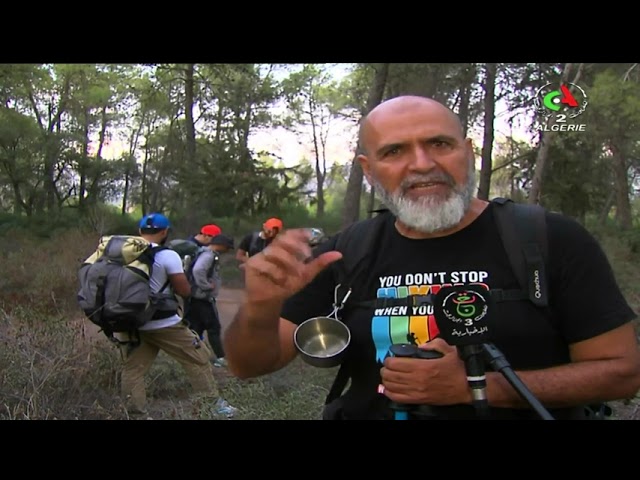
left=212, top=357, right=228, bottom=368
left=215, top=398, right=237, bottom=418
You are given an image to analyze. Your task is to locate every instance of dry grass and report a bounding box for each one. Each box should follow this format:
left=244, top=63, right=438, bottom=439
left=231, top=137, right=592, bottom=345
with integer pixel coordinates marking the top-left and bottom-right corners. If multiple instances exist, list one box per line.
left=0, top=227, right=334, bottom=419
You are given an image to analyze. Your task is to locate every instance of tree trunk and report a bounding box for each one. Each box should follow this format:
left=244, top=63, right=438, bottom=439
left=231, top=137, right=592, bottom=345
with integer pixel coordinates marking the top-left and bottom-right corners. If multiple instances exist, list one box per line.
left=122, top=118, right=143, bottom=216
left=43, top=138, right=58, bottom=213
left=598, top=189, right=615, bottom=226
left=79, top=108, right=90, bottom=210
left=477, top=63, right=497, bottom=200
left=341, top=63, right=389, bottom=229
left=10, top=179, right=27, bottom=215
left=309, top=98, right=326, bottom=219
left=85, top=104, right=109, bottom=207
left=457, top=64, right=476, bottom=138
left=610, top=144, right=633, bottom=230
left=184, top=63, right=197, bottom=165
left=122, top=170, right=130, bottom=216
left=44, top=75, right=70, bottom=213
left=141, top=133, right=150, bottom=216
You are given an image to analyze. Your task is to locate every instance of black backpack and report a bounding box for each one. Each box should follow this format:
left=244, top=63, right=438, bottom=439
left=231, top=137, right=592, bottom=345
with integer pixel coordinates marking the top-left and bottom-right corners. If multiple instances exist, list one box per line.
left=323, top=197, right=549, bottom=405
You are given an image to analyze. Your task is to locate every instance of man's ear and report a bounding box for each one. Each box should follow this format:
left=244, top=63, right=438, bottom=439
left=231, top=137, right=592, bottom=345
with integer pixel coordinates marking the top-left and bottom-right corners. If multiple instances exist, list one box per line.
left=357, top=154, right=373, bottom=186
left=465, top=138, right=475, bottom=157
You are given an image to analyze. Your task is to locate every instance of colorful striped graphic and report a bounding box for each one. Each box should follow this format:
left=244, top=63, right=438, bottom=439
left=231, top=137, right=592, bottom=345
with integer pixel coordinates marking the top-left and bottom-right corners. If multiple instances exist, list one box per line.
left=370, top=281, right=489, bottom=363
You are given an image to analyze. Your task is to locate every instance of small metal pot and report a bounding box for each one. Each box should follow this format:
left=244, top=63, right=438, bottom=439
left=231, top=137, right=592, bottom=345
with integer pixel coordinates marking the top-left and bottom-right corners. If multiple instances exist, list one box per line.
left=294, top=316, right=351, bottom=368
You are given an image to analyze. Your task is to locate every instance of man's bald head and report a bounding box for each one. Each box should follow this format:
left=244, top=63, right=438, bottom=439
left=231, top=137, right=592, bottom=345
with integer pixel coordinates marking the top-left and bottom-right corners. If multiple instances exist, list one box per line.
left=358, top=95, right=465, bottom=155
left=355, top=94, right=476, bottom=235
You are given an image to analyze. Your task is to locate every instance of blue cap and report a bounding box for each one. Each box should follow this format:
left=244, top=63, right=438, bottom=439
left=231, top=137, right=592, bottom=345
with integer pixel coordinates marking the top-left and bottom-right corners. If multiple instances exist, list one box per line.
left=139, top=213, right=171, bottom=229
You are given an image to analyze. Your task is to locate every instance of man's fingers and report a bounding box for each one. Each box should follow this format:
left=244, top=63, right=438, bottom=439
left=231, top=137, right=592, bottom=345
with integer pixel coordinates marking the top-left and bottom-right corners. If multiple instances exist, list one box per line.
left=381, top=379, right=412, bottom=395
left=252, top=260, right=290, bottom=287
left=266, top=230, right=314, bottom=262
left=380, top=366, right=414, bottom=386
left=383, top=357, right=427, bottom=373
left=384, top=391, right=416, bottom=404
left=418, top=337, right=455, bottom=355
left=304, top=251, right=343, bottom=277
left=246, top=229, right=342, bottom=296
left=261, top=230, right=341, bottom=279
left=260, top=249, right=341, bottom=285
left=261, top=246, right=300, bottom=273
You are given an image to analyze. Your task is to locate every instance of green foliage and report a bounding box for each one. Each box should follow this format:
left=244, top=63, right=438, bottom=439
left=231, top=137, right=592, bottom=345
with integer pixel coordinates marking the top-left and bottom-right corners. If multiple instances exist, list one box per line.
left=0, top=205, right=139, bottom=238
left=488, top=138, right=536, bottom=199
left=539, top=135, right=612, bottom=218
left=0, top=62, right=638, bottom=240
left=588, top=69, right=640, bottom=142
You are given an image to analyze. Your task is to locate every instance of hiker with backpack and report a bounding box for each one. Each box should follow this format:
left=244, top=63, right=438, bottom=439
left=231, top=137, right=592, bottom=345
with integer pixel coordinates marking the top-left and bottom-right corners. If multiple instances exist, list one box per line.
left=190, top=224, right=222, bottom=247
left=235, top=217, right=283, bottom=269
left=183, top=233, right=235, bottom=368
left=79, top=213, right=236, bottom=418
left=167, top=223, right=223, bottom=317
left=223, top=95, right=640, bottom=421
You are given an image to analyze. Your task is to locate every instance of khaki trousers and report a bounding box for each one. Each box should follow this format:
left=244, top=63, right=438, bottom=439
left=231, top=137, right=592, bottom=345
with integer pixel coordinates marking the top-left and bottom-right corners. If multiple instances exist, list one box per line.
left=119, top=321, right=218, bottom=414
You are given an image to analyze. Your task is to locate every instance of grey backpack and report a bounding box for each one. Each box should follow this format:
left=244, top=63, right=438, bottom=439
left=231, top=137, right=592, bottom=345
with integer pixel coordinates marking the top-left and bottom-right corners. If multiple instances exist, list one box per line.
left=77, top=235, right=178, bottom=345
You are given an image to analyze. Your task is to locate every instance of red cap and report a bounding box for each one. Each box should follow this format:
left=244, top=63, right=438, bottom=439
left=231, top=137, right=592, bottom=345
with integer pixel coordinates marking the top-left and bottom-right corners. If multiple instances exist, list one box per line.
left=201, top=224, right=222, bottom=236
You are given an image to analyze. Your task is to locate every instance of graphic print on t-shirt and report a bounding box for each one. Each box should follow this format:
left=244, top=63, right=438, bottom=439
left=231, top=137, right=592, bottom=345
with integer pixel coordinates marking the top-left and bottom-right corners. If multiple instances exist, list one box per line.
left=371, top=269, right=490, bottom=363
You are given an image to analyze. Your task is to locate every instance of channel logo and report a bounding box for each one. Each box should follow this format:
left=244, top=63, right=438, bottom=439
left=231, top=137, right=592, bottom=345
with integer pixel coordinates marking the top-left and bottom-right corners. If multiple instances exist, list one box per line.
left=534, top=82, right=588, bottom=132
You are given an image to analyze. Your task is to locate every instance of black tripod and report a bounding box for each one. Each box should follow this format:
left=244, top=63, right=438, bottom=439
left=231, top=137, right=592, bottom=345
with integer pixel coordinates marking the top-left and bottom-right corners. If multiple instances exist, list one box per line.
left=482, top=343, right=554, bottom=420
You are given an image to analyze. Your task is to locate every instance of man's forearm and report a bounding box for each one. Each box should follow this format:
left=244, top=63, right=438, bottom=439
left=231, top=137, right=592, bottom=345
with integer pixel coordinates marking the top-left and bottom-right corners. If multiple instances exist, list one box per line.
left=486, top=358, right=639, bottom=409
left=224, top=302, right=285, bottom=379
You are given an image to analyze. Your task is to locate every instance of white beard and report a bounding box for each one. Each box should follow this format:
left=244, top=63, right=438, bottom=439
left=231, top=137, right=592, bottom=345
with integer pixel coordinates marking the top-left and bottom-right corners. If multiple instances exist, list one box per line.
left=372, top=163, right=476, bottom=234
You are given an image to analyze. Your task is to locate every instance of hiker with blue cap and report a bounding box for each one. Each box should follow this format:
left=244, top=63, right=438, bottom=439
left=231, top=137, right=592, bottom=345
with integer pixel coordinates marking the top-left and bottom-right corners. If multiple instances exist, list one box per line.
left=116, top=213, right=236, bottom=418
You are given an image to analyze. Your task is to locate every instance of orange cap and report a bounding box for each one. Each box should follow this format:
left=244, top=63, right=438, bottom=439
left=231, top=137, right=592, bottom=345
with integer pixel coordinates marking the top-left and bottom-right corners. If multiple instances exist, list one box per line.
left=263, top=218, right=283, bottom=230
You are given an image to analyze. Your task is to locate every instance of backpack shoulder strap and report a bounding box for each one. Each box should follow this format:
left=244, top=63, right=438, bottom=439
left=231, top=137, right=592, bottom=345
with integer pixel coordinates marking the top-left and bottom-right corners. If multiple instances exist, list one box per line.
left=249, top=231, right=261, bottom=256
left=184, top=246, right=205, bottom=282
left=324, top=210, right=391, bottom=406
left=491, top=197, right=549, bottom=307
left=146, top=244, right=171, bottom=293
left=203, top=248, right=219, bottom=277
left=333, top=210, right=391, bottom=293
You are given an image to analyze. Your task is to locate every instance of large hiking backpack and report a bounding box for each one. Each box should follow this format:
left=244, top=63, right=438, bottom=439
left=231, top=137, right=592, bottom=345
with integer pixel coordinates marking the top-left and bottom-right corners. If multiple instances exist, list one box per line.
left=166, top=238, right=208, bottom=317
left=323, top=197, right=550, bottom=405
left=166, top=238, right=204, bottom=274
left=77, top=235, right=178, bottom=345
left=184, top=248, right=218, bottom=291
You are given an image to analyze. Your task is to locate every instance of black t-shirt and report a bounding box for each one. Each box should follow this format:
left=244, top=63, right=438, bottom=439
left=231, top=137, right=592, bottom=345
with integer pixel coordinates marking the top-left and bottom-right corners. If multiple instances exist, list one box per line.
left=239, top=232, right=272, bottom=257
left=280, top=203, right=637, bottom=420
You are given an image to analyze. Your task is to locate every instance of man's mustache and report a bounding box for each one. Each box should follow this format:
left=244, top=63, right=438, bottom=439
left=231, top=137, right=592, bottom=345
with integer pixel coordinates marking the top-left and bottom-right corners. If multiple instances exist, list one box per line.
left=400, top=173, right=456, bottom=193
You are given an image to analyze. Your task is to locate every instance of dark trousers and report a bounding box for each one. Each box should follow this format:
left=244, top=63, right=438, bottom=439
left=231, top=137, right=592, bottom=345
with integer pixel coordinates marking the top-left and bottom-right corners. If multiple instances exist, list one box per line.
left=206, top=301, right=225, bottom=359
left=185, top=298, right=225, bottom=359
